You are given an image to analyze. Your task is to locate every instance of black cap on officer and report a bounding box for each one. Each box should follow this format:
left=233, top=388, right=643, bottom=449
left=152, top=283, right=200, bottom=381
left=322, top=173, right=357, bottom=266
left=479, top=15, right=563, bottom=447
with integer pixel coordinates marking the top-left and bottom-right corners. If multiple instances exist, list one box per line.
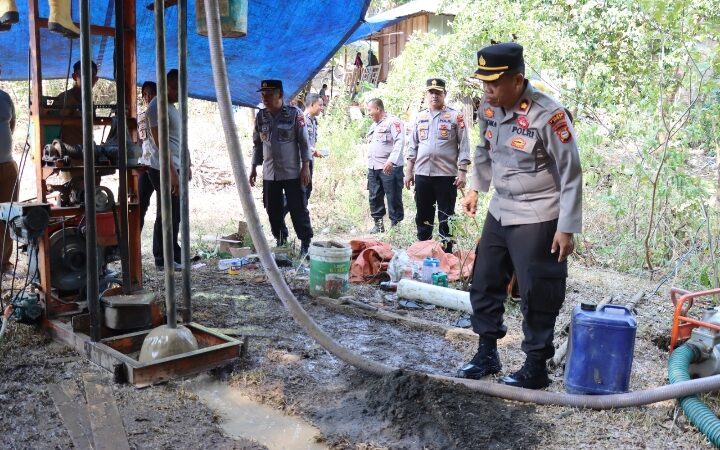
left=425, top=78, right=446, bottom=92
left=257, top=79, right=283, bottom=91
left=473, top=42, right=524, bottom=82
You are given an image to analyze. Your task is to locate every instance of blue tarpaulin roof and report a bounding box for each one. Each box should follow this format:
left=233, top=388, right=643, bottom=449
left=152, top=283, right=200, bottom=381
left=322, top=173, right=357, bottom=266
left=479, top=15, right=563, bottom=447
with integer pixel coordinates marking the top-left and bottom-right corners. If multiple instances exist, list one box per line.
left=345, top=0, right=457, bottom=44
left=0, top=1, right=370, bottom=107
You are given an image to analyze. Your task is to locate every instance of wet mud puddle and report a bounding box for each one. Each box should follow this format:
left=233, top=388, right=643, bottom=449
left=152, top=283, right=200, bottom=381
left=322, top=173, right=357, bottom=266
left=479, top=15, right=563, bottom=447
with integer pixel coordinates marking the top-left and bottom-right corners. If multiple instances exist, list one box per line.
left=190, top=376, right=327, bottom=450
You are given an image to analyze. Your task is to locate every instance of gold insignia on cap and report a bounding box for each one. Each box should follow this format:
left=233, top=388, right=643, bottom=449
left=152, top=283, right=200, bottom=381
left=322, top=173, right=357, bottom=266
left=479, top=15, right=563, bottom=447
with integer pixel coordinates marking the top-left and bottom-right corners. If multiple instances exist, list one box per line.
left=431, top=79, right=438, bottom=86
left=262, top=82, right=267, bottom=87
left=479, top=55, right=486, bottom=66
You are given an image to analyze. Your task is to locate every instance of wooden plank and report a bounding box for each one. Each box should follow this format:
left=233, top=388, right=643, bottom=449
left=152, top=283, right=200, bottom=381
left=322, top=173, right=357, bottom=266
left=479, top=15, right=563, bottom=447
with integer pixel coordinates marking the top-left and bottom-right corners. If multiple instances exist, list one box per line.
left=313, top=296, right=477, bottom=343
left=48, top=383, right=94, bottom=450
left=130, top=342, right=241, bottom=387
left=209, top=326, right=275, bottom=338
left=82, top=374, right=131, bottom=450
left=61, top=381, right=94, bottom=449
left=36, top=18, right=116, bottom=36
left=100, top=329, right=151, bottom=354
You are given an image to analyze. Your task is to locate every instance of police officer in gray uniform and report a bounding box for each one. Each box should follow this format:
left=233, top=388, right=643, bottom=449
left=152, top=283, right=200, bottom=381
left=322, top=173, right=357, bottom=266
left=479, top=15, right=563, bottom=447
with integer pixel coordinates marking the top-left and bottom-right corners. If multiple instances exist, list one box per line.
left=365, top=98, right=404, bottom=233
left=303, top=93, right=324, bottom=201
left=457, top=43, right=582, bottom=389
left=249, top=80, right=313, bottom=254
left=405, top=79, right=471, bottom=253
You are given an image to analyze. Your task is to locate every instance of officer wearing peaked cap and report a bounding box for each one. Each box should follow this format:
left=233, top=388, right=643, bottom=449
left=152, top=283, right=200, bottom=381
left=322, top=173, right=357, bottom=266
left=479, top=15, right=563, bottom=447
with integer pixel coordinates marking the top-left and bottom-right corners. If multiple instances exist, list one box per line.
left=457, top=43, right=583, bottom=389
left=405, top=78, right=471, bottom=253
left=249, top=79, right=314, bottom=255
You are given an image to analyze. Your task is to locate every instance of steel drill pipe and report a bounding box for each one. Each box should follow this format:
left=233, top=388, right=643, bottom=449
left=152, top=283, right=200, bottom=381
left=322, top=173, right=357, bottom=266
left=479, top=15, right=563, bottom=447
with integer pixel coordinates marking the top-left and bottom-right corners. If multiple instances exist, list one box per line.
left=154, top=0, right=176, bottom=327
left=178, top=0, right=192, bottom=323
left=80, top=0, right=100, bottom=342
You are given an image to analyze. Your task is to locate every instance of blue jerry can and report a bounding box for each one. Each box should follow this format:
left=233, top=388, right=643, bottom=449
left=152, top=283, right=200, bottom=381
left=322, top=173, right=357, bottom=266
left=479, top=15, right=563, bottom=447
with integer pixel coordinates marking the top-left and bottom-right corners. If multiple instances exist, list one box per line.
left=565, top=304, right=637, bottom=394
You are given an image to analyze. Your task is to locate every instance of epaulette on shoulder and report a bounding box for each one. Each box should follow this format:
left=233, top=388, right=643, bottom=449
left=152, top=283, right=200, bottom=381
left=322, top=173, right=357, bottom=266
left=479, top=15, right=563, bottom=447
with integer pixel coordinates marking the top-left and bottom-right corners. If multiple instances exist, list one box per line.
left=531, top=88, right=562, bottom=114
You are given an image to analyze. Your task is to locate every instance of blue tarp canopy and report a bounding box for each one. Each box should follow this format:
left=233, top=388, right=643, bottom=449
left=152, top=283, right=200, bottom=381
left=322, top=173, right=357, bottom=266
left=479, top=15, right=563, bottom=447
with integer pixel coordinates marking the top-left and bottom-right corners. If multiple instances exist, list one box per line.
left=0, top=1, right=370, bottom=107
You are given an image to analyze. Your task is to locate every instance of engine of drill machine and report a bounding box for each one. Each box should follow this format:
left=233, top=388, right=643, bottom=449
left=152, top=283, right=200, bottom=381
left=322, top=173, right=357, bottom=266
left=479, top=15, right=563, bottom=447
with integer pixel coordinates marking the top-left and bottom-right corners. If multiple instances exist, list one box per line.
left=47, top=213, right=121, bottom=296
left=0, top=202, right=50, bottom=244
left=2, top=189, right=121, bottom=300
left=47, top=177, right=119, bottom=210
left=41, top=115, right=142, bottom=170
left=686, top=307, right=720, bottom=378
left=43, top=139, right=121, bottom=167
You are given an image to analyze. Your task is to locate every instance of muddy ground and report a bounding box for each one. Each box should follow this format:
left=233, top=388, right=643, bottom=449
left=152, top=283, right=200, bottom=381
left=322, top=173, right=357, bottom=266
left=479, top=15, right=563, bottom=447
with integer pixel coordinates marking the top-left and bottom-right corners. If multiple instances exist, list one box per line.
left=1, top=162, right=716, bottom=449
left=1, top=252, right=717, bottom=449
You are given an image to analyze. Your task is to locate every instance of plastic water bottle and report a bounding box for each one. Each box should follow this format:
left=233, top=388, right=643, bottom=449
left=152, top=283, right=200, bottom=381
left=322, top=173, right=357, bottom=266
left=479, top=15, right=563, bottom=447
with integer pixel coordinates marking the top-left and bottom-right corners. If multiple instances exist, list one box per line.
left=218, top=257, right=246, bottom=271
left=422, top=257, right=439, bottom=283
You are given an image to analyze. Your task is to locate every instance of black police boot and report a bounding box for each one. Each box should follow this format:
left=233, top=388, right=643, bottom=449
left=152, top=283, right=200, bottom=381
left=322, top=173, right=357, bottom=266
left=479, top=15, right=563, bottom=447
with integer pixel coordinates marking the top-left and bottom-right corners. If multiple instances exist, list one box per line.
left=456, top=339, right=501, bottom=380
left=368, top=218, right=384, bottom=234
left=300, top=239, right=311, bottom=256
left=443, top=240, right=454, bottom=254
left=499, top=357, right=550, bottom=389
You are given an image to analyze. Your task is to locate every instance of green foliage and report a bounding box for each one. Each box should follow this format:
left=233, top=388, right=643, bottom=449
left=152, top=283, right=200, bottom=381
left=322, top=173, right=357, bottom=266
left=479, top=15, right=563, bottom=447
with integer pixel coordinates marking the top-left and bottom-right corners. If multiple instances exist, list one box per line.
left=312, top=93, right=372, bottom=230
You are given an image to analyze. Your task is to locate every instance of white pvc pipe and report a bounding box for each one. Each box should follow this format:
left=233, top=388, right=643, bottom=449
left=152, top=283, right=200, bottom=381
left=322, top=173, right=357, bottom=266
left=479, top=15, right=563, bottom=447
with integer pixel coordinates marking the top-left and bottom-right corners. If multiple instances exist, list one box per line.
left=397, top=279, right=472, bottom=313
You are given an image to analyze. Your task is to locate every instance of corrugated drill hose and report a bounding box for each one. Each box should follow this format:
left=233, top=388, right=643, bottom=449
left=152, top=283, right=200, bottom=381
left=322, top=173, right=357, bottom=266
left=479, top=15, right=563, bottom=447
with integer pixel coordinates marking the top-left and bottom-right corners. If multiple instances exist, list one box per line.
left=668, top=344, right=720, bottom=447
left=203, top=0, right=720, bottom=410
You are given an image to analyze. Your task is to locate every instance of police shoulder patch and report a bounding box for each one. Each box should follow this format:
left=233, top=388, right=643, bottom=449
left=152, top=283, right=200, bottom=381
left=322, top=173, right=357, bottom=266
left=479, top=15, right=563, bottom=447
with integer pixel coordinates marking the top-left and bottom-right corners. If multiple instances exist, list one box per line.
left=394, top=121, right=402, bottom=133
left=457, top=113, right=465, bottom=129
left=555, top=125, right=572, bottom=143
left=297, top=113, right=305, bottom=128
left=547, top=111, right=566, bottom=127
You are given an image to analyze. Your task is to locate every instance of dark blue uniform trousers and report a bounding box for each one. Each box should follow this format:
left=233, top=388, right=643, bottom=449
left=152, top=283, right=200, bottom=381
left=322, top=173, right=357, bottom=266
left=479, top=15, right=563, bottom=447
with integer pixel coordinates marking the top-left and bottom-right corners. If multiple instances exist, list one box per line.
left=264, top=178, right=313, bottom=244
left=414, top=174, right=456, bottom=243
left=470, top=213, right=567, bottom=361
left=368, top=166, right=404, bottom=225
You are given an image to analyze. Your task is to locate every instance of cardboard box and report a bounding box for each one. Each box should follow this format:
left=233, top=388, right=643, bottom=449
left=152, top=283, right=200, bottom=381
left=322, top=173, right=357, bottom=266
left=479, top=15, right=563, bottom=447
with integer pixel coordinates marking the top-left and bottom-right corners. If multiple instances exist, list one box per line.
left=229, top=246, right=252, bottom=258
left=218, top=233, right=243, bottom=254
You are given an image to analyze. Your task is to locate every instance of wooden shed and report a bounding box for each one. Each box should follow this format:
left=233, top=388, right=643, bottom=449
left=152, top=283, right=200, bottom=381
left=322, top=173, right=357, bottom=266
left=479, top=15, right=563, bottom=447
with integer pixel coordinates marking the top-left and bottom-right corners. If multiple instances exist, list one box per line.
left=352, top=0, right=458, bottom=82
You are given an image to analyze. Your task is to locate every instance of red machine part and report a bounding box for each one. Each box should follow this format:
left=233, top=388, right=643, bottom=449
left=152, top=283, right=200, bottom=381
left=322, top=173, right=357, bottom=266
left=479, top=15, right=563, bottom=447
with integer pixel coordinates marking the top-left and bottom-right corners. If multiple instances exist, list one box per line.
left=669, top=287, right=720, bottom=353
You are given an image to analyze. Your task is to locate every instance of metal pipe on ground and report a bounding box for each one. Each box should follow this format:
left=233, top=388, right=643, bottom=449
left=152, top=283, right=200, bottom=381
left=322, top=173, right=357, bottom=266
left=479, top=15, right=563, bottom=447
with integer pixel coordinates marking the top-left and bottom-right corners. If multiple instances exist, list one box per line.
left=203, top=0, right=720, bottom=409
left=80, top=0, right=100, bottom=342
left=139, top=0, right=198, bottom=363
